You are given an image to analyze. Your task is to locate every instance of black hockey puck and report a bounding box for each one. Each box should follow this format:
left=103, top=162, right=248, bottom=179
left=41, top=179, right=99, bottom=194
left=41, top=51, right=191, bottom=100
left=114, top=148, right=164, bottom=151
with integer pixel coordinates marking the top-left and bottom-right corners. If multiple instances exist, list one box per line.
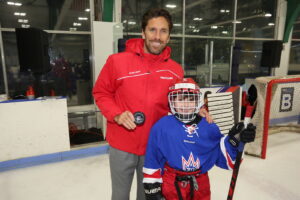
left=134, top=112, right=145, bottom=125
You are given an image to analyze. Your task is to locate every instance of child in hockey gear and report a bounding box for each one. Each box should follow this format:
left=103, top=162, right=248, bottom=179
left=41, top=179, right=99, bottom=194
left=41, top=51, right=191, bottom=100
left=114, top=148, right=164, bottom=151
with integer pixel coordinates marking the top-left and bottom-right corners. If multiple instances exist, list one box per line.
left=143, top=78, right=256, bottom=200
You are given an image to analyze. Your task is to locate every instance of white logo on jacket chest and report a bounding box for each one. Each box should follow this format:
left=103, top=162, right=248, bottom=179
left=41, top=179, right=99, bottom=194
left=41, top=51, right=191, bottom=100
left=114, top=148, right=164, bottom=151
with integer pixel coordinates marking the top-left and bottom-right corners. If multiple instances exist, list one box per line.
left=129, top=70, right=141, bottom=75
left=160, top=76, right=173, bottom=80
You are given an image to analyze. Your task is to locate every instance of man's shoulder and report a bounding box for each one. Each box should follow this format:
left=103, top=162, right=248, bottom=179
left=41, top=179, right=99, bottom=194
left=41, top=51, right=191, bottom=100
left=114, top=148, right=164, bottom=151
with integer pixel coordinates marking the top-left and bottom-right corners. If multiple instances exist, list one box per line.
left=109, top=51, right=134, bottom=60
left=150, top=115, right=177, bottom=135
left=108, top=51, right=136, bottom=62
left=165, top=58, right=181, bottom=67
left=162, top=59, right=184, bottom=76
left=154, top=115, right=176, bottom=126
left=200, top=118, right=218, bottom=128
left=199, top=118, right=221, bottom=136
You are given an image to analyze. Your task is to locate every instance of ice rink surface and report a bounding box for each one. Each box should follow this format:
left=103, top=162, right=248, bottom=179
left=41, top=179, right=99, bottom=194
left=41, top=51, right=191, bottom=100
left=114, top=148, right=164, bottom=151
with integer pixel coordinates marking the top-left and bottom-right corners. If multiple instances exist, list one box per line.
left=0, top=132, right=299, bottom=200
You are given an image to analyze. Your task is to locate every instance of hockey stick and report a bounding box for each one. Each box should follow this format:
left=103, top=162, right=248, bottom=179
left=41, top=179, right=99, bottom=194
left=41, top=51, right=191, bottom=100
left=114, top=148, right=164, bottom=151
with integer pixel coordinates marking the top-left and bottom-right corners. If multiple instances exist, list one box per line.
left=227, top=85, right=257, bottom=200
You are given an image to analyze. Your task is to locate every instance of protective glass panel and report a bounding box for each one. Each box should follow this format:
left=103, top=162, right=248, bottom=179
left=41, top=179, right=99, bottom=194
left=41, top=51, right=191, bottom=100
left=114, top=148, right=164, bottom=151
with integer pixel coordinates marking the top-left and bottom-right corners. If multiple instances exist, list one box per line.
left=121, top=0, right=183, bottom=35
left=236, top=0, right=276, bottom=38
left=0, top=46, right=4, bottom=94
left=235, top=40, right=269, bottom=84
left=185, top=0, right=234, bottom=37
left=0, top=0, right=90, bottom=31
left=2, top=31, right=93, bottom=106
left=289, top=41, right=300, bottom=75
left=184, top=38, right=232, bottom=87
left=169, top=37, right=182, bottom=64
left=292, top=15, right=300, bottom=40
left=289, top=15, right=300, bottom=75
left=49, top=33, right=93, bottom=106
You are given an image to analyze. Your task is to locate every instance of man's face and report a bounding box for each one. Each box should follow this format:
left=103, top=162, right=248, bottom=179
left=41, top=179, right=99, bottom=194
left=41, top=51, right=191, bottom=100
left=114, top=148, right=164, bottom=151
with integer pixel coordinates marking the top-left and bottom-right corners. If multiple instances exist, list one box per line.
left=142, top=16, right=170, bottom=55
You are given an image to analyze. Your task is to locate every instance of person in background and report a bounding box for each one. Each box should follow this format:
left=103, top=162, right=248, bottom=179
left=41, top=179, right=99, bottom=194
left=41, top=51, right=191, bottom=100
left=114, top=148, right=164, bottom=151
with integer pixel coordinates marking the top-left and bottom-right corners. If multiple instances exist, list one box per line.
left=93, top=8, right=211, bottom=200
left=203, top=91, right=212, bottom=112
left=143, top=78, right=256, bottom=200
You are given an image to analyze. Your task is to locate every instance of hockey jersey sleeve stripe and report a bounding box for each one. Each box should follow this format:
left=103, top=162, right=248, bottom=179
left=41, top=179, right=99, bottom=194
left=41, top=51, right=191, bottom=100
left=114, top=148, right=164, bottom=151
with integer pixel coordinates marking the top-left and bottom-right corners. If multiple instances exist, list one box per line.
left=143, top=167, right=162, bottom=178
left=143, top=167, right=161, bottom=175
left=225, top=152, right=235, bottom=169
left=143, top=167, right=162, bottom=184
left=220, top=136, right=235, bottom=170
left=143, top=177, right=163, bottom=184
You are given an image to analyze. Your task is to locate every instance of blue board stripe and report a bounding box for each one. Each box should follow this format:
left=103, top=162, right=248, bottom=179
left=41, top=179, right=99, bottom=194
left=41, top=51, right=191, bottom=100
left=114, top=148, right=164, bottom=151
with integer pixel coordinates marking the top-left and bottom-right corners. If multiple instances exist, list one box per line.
left=269, top=115, right=300, bottom=125
left=0, top=145, right=109, bottom=172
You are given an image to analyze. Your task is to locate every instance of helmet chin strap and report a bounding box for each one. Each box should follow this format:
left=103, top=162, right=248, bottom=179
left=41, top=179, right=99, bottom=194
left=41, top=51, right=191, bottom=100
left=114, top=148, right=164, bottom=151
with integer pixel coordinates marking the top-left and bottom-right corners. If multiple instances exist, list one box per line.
left=174, top=113, right=196, bottom=123
left=174, top=114, right=202, bottom=125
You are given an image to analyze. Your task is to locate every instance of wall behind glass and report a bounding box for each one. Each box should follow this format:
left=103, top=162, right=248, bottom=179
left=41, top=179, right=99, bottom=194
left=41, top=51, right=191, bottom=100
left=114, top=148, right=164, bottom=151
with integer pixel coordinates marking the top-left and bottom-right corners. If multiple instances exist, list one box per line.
left=292, top=15, right=300, bottom=40
left=121, top=0, right=183, bottom=35
left=0, top=0, right=90, bottom=31
left=184, top=38, right=231, bottom=87
left=235, top=40, right=269, bottom=84
left=288, top=15, right=300, bottom=75
left=49, top=34, right=93, bottom=106
left=2, top=32, right=92, bottom=105
left=185, top=0, right=234, bottom=37
left=236, top=0, right=276, bottom=38
left=168, top=37, right=182, bottom=64
left=289, top=41, right=300, bottom=75
left=0, top=49, right=4, bottom=94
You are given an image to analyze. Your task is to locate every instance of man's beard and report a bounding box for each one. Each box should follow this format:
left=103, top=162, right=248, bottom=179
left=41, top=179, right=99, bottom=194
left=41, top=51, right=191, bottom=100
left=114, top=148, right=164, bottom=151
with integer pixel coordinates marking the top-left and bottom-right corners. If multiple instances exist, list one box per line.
left=145, top=40, right=166, bottom=55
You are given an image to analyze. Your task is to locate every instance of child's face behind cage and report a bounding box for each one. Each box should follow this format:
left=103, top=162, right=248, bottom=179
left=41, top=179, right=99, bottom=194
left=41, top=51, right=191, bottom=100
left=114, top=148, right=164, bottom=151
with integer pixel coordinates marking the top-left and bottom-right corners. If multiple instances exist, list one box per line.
left=173, top=93, right=198, bottom=114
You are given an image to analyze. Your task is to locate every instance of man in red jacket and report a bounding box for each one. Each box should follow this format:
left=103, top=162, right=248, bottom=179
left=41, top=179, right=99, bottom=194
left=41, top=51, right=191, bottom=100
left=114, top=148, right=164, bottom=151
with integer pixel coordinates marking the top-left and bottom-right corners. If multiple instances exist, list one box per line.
left=93, top=8, right=209, bottom=200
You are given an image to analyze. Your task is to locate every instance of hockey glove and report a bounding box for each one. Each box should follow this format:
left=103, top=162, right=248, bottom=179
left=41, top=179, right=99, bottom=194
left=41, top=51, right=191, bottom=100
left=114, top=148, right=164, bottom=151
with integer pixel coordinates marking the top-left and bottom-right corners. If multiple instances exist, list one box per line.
left=144, top=182, right=164, bottom=200
left=229, top=122, right=256, bottom=147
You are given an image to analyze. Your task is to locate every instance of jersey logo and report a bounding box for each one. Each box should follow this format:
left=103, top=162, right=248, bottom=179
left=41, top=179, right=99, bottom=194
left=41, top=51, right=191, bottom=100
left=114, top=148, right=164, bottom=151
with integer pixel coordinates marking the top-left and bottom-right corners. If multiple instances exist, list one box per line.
left=183, top=124, right=199, bottom=137
left=182, top=152, right=200, bottom=171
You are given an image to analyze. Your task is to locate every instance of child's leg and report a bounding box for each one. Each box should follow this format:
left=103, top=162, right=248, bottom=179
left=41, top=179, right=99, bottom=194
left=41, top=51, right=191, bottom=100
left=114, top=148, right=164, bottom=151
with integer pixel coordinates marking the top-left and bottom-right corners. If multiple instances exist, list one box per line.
left=194, top=172, right=211, bottom=200
left=162, top=168, right=211, bottom=200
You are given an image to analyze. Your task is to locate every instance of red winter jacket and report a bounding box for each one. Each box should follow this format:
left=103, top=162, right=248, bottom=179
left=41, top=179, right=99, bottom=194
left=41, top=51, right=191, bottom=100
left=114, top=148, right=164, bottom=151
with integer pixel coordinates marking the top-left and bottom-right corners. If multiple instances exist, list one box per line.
left=93, top=38, right=184, bottom=155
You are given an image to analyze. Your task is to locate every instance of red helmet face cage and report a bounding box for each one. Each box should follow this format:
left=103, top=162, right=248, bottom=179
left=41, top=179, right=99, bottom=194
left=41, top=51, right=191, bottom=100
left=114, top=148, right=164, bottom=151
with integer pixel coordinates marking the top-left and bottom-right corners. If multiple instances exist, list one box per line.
left=168, top=78, right=201, bottom=123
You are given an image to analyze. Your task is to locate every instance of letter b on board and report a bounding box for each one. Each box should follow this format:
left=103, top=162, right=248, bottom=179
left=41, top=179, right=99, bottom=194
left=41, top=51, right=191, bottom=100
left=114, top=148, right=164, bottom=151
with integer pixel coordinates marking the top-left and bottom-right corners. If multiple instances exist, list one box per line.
left=280, top=87, right=294, bottom=112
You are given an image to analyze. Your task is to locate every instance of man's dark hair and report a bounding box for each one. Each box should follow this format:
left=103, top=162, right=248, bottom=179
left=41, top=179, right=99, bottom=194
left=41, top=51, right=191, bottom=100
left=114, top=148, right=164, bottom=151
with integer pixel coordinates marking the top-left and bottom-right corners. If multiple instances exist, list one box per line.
left=142, top=8, right=173, bottom=33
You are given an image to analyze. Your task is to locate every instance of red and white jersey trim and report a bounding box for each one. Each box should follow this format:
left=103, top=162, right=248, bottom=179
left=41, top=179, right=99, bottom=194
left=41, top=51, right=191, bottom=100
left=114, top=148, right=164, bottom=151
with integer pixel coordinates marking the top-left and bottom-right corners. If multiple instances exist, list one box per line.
left=143, top=177, right=163, bottom=183
left=143, top=167, right=162, bottom=183
left=220, top=136, right=235, bottom=170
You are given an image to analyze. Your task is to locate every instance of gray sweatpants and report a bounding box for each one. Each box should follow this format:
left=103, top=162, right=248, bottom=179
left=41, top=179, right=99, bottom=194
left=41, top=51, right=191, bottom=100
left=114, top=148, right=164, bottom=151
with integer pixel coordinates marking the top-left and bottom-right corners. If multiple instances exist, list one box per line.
left=109, top=146, right=146, bottom=200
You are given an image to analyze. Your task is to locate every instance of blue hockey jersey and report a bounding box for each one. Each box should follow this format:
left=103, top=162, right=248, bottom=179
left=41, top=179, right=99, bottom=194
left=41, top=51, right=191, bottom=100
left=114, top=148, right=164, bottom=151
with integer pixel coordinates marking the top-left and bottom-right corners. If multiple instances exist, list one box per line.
left=143, top=115, right=238, bottom=183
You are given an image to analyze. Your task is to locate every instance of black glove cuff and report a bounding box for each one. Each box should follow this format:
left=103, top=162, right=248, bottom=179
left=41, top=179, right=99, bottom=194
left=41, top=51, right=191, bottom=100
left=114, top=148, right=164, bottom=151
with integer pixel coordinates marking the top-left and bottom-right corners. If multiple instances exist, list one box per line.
left=144, top=183, right=163, bottom=200
left=144, top=186, right=162, bottom=195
